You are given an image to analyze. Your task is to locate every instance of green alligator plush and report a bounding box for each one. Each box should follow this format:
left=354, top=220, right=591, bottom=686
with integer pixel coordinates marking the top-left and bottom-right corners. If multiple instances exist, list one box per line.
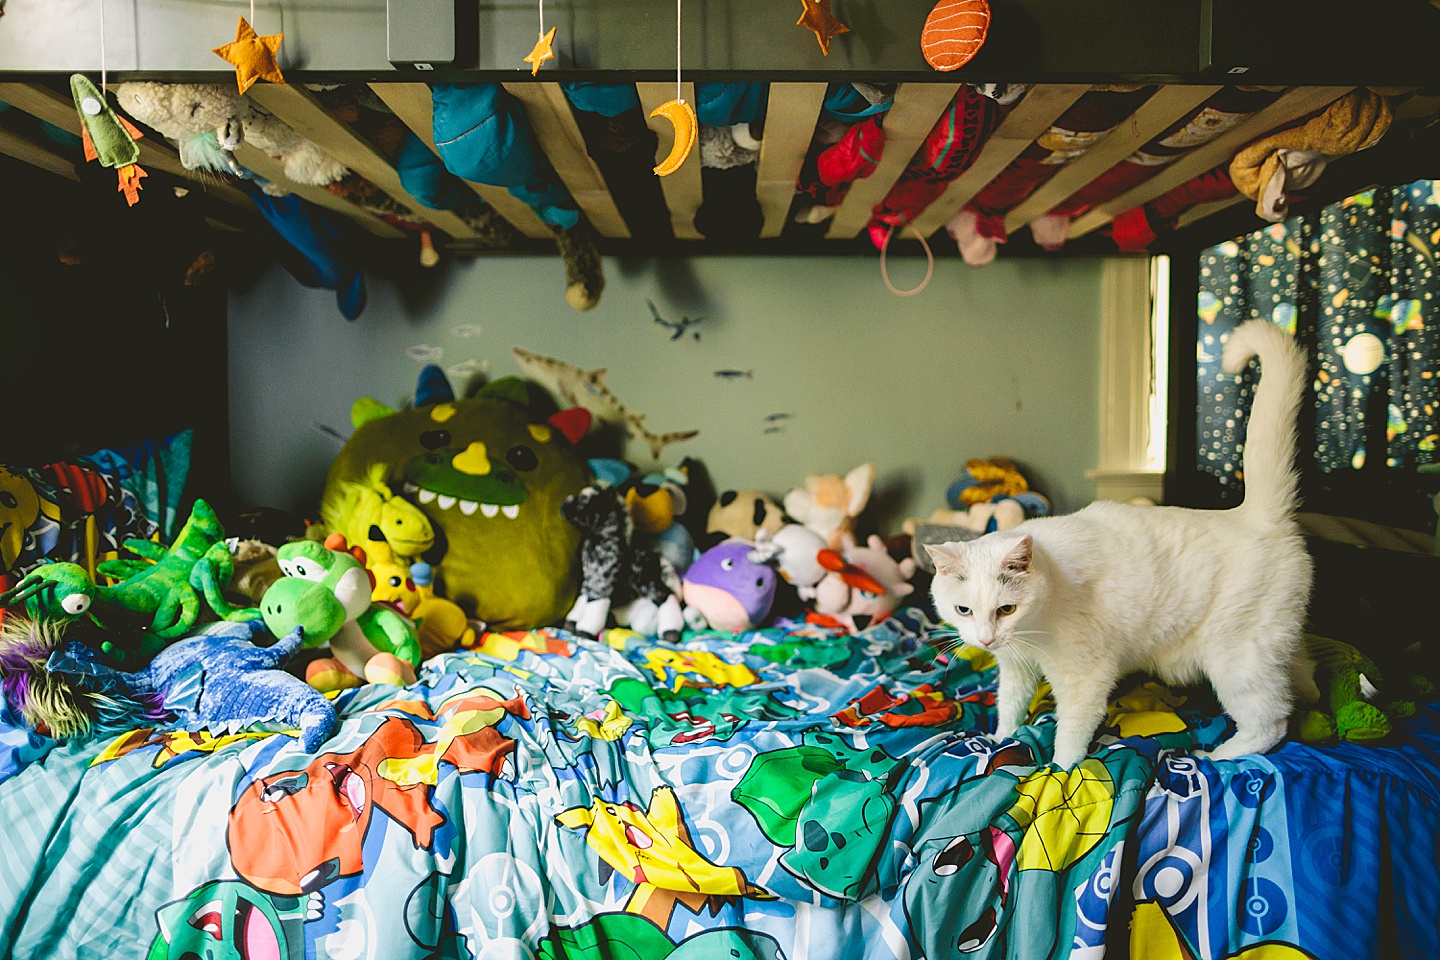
left=1298, top=634, right=1432, bottom=744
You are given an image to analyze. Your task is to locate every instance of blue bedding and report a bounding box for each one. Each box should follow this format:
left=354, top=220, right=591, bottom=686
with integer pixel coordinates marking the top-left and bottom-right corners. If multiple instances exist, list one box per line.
left=0, top=610, right=1436, bottom=959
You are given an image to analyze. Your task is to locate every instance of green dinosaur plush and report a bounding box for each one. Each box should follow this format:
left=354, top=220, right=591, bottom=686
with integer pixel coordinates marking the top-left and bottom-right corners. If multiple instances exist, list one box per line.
left=0, top=499, right=232, bottom=663
left=258, top=538, right=421, bottom=690
left=1298, top=634, right=1425, bottom=744
left=321, top=366, right=592, bottom=629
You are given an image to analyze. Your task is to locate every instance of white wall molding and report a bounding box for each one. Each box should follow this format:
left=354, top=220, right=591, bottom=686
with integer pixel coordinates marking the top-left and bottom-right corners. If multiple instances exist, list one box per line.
left=1089, top=255, right=1165, bottom=503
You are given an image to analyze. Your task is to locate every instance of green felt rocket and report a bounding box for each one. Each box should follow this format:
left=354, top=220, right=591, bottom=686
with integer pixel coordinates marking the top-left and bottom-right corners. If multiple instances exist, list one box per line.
left=70, top=74, right=147, bottom=206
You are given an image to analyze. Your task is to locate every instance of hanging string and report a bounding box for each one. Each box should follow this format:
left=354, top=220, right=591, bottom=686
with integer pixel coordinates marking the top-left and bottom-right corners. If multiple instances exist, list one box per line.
left=250, top=0, right=256, bottom=24
left=675, top=0, right=682, bottom=103
left=879, top=223, right=935, bottom=297
left=99, top=0, right=107, bottom=93
left=538, top=0, right=545, bottom=36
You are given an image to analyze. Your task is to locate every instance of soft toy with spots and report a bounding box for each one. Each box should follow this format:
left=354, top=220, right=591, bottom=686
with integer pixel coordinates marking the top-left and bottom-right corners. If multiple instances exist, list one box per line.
left=706, top=489, right=786, bottom=545
left=323, top=366, right=592, bottom=629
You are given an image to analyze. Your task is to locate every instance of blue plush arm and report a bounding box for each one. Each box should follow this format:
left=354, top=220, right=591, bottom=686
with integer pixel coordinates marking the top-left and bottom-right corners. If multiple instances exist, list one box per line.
left=256, top=625, right=305, bottom=669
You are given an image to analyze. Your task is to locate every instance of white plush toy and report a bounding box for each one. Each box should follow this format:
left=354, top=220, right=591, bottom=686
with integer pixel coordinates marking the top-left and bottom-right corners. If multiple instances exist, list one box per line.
left=113, top=82, right=345, bottom=191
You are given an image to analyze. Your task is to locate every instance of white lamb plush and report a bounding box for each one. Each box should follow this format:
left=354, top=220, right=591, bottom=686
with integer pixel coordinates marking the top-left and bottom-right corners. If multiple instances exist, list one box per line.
left=112, top=82, right=345, bottom=190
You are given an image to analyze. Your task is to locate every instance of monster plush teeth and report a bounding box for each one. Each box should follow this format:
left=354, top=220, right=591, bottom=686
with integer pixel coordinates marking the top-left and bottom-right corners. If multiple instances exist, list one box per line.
left=71, top=75, right=148, bottom=206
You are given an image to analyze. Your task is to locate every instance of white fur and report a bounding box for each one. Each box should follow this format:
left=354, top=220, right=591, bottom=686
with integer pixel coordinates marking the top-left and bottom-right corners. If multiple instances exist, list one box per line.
left=928, top=320, right=1317, bottom=768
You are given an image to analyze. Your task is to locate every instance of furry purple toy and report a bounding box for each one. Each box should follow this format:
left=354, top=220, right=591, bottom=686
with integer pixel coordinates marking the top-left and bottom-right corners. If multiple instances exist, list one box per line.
left=681, top=539, right=779, bottom=633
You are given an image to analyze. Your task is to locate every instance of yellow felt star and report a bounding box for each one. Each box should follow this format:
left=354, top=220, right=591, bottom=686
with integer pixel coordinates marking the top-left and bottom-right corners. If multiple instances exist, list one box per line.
left=212, top=16, right=285, bottom=95
left=796, top=0, right=850, bottom=55
left=523, top=26, right=557, bottom=75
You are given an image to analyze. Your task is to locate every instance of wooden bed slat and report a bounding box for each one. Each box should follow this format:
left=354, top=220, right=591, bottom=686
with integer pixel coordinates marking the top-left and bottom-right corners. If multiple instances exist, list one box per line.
left=0, top=126, right=80, bottom=182
left=246, top=83, right=480, bottom=240
left=501, top=82, right=632, bottom=239
left=909, top=84, right=1091, bottom=238
left=1068, top=85, right=1355, bottom=239
left=367, top=82, right=552, bottom=239
left=232, top=144, right=406, bottom=239
left=1002, top=84, right=1223, bottom=236
left=636, top=81, right=703, bottom=240
left=1174, top=194, right=1249, bottom=230
left=756, top=82, right=828, bottom=239
left=0, top=82, right=256, bottom=214
left=825, top=83, right=963, bottom=240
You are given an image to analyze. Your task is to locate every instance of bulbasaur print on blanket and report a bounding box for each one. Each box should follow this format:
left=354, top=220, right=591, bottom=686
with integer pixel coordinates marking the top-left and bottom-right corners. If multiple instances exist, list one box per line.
left=1, top=610, right=1438, bottom=959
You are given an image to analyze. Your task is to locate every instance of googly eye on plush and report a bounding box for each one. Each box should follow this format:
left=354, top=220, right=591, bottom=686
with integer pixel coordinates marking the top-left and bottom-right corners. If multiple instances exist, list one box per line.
left=60, top=593, right=91, bottom=615
left=721, top=558, right=735, bottom=571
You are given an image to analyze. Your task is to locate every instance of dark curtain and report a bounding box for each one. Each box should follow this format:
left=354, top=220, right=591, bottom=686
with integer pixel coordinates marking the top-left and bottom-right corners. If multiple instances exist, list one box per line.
left=1196, top=179, right=1440, bottom=494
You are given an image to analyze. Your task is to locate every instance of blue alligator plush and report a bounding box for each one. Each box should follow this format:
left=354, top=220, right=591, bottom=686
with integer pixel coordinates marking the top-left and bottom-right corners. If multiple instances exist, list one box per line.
left=47, top=620, right=337, bottom=752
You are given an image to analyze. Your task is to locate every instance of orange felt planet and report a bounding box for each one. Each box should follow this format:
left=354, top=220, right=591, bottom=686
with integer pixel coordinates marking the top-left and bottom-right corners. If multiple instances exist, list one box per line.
left=920, top=0, right=991, bottom=72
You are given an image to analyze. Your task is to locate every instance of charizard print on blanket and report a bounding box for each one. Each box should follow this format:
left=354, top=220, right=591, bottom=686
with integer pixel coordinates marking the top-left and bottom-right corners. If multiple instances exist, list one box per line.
left=0, top=608, right=1433, bottom=960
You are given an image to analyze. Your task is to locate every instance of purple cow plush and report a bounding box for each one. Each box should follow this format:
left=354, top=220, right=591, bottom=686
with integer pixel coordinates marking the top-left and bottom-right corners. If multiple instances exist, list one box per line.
left=680, top=539, right=778, bottom=633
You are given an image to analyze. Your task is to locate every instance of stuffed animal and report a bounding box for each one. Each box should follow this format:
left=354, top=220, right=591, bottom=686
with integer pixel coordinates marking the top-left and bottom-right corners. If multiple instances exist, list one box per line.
left=321, top=462, right=436, bottom=566
left=625, top=468, right=698, bottom=576
left=902, top=500, right=1027, bottom=537
left=1297, top=634, right=1431, bottom=745
left=112, top=82, right=346, bottom=190
left=767, top=523, right=828, bottom=600
left=560, top=486, right=683, bottom=642
left=406, top=562, right=478, bottom=657
left=783, top=464, right=875, bottom=549
left=47, top=619, right=338, bottom=753
left=707, top=489, right=786, bottom=544
left=323, top=367, right=592, bottom=630
left=258, top=536, right=421, bottom=692
left=0, top=499, right=235, bottom=663
left=681, top=539, right=780, bottom=633
left=810, top=534, right=916, bottom=633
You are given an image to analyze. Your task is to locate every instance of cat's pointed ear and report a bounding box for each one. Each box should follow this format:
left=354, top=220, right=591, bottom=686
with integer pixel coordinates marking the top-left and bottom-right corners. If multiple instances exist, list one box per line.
left=924, top=541, right=965, bottom=577
left=1002, top=535, right=1033, bottom=576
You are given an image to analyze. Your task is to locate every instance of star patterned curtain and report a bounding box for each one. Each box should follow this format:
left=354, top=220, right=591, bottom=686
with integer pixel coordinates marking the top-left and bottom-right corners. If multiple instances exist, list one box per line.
left=1196, top=179, right=1440, bottom=491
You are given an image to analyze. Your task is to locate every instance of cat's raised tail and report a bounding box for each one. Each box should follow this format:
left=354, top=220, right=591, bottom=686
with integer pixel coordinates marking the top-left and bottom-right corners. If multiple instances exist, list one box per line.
left=1221, top=320, right=1308, bottom=520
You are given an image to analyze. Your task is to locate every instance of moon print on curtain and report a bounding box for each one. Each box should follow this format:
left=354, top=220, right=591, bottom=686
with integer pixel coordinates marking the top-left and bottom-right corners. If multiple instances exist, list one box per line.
left=1196, top=179, right=1439, bottom=492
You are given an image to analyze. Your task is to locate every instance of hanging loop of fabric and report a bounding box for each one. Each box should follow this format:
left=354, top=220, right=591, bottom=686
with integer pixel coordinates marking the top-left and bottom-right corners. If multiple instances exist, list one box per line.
left=879, top=223, right=935, bottom=297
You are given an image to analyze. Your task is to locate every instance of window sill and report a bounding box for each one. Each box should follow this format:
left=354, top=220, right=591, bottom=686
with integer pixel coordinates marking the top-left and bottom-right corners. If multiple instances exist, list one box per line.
left=1086, top=469, right=1164, bottom=504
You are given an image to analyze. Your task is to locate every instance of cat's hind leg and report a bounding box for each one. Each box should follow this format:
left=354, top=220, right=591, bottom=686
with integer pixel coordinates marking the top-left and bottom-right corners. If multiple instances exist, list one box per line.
left=1202, top=654, right=1293, bottom=761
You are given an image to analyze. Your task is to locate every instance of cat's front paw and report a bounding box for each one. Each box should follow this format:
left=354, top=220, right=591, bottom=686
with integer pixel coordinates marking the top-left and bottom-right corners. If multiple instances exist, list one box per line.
left=1050, top=748, right=1086, bottom=770
left=994, top=721, right=1018, bottom=740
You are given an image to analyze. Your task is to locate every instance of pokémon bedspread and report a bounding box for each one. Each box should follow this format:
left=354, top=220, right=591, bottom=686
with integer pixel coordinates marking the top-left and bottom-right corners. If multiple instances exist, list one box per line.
left=1, top=610, right=1437, bottom=960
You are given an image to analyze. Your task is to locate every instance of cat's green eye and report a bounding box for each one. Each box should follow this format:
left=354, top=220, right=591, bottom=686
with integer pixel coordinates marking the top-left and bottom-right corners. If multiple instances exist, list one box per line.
left=954, top=605, right=972, bottom=616
left=997, top=604, right=1017, bottom=616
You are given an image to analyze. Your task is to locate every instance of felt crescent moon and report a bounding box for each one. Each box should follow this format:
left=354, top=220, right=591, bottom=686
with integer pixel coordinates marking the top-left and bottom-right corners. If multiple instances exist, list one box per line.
left=649, top=98, right=698, bottom=177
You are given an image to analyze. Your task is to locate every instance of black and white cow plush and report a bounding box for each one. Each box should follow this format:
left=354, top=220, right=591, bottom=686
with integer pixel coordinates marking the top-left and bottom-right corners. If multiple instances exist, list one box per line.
left=559, top=486, right=683, bottom=642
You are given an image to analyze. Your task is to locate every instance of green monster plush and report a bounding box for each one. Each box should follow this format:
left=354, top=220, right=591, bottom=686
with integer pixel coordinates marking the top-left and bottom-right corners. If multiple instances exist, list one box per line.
left=1298, top=634, right=1432, bottom=744
left=257, top=538, right=422, bottom=691
left=322, top=366, right=592, bottom=629
left=0, top=499, right=234, bottom=663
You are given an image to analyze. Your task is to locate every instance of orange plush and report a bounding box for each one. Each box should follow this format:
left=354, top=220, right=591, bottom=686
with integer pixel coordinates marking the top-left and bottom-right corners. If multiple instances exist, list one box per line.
left=921, top=0, right=991, bottom=72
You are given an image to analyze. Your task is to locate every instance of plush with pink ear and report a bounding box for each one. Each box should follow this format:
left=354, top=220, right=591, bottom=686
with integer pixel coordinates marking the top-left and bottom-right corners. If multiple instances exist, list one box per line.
left=783, top=463, right=875, bottom=549
left=810, top=534, right=916, bottom=633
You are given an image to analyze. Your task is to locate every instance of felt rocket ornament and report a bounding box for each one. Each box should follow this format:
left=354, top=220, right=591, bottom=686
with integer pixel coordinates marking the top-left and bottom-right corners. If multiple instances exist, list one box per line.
left=70, top=75, right=147, bottom=206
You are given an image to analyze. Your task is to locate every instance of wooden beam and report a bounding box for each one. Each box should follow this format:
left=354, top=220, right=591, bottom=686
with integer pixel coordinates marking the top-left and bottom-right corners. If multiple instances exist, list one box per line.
left=635, top=82, right=703, bottom=240
left=367, top=81, right=551, bottom=239
left=232, top=144, right=405, bottom=238
left=909, top=84, right=1092, bottom=237
left=1069, top=85, right=1354, bottom=239
left=501, top=82, right=631, bottom=238
left=0, top=126, right=79, bottom=181
left=1174, top=194, right=1248, bottom=230
left=246, top=83, right=480, bottom=240
left=826, top=83, right=963, bottom=240
left=0, top=81, right=256, bottom=213
left=755, top=82, right=828, bottom=239
left=1002, top=84, right=1222, bottom=235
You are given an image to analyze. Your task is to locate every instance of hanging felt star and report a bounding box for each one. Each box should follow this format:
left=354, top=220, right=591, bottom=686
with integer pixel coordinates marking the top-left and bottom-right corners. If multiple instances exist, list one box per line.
left=213, top=16, right=286, bottom=95
left=797, top=0, right=850, bottom=55
left=523, top=27, right=557, bottom=75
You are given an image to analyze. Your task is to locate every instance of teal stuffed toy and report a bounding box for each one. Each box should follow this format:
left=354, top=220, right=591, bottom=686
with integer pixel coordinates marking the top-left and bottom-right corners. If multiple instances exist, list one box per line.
left=257, top=535, right=421, bottom=692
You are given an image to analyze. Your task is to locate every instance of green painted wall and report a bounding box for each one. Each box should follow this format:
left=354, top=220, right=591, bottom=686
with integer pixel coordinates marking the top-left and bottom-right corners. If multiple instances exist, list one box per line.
left=228, top=253, right=1105, bottom=530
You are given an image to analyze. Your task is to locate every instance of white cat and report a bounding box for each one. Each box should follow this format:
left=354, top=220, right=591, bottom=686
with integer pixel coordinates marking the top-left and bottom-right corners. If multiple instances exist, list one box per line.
left=927, top=319, right=1317, bottom=769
